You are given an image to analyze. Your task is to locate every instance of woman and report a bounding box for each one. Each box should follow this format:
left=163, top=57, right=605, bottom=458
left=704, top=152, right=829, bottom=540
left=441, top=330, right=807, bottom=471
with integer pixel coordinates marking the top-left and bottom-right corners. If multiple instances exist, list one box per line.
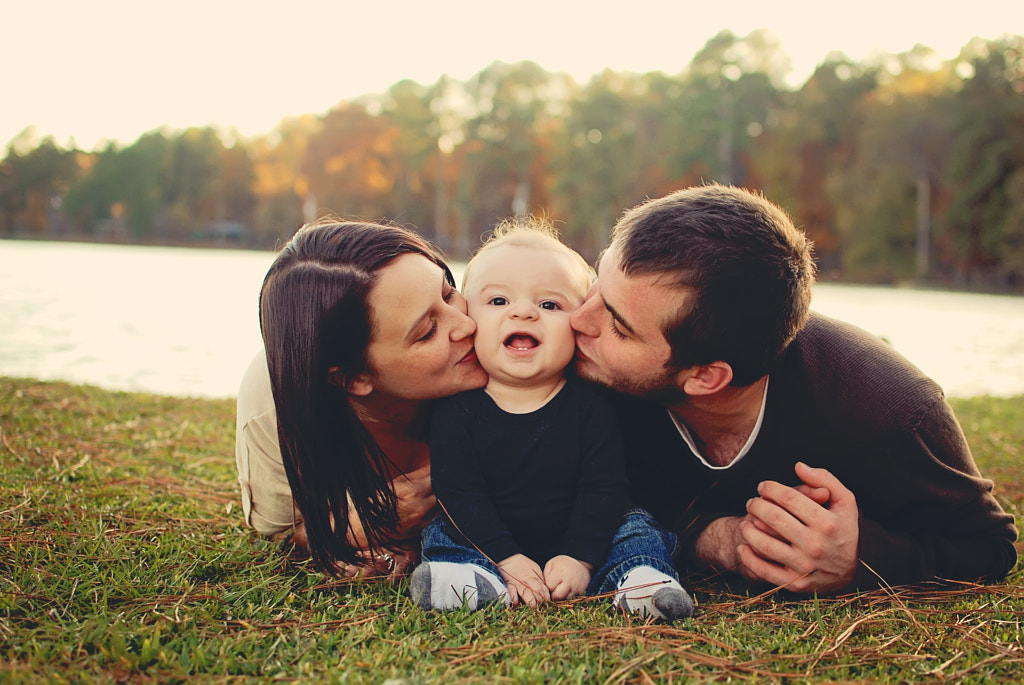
left=235, top=219, right=487, bottom=578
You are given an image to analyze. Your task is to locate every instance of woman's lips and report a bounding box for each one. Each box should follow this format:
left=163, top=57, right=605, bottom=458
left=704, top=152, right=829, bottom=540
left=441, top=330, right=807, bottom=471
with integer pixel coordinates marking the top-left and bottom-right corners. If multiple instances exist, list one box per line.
left=457, top=348, right=478, bottom=365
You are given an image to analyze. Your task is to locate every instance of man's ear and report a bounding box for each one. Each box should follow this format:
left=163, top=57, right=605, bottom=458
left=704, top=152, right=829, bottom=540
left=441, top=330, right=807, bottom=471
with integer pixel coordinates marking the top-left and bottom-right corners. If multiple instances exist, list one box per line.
left=680, top=361, right=733, bottom=396
left=327, top=367, right=374, bottom=396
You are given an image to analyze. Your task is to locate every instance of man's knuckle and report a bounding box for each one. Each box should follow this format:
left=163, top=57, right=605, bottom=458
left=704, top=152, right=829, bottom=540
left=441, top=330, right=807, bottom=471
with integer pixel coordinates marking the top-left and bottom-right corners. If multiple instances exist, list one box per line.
left=763, top=508, right=786, bottom=528
left=805, top=540, right=826, bottom=559
left=792, top=577, right=813, bottom=593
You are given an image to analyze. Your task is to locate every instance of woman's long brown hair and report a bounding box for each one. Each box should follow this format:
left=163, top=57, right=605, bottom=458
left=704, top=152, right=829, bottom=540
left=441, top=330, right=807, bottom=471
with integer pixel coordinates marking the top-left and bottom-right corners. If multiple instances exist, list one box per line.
left=258, top=219, right=453, bottom=573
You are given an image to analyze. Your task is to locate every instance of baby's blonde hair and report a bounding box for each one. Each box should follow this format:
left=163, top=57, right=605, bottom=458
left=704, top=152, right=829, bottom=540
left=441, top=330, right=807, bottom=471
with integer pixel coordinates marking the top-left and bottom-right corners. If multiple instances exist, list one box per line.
left=462, top=216, right=593, bottom=298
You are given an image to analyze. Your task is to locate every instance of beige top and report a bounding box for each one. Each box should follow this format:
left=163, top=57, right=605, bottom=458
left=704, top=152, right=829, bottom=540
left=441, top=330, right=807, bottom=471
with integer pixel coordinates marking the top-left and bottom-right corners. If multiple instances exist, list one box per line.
left=234, top=350, right=301, bottom=537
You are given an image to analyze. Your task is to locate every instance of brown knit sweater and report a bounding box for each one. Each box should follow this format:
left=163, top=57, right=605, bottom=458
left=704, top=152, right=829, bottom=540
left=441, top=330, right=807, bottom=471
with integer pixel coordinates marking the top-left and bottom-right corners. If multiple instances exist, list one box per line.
left=610, top=312, right=1018, bottom=591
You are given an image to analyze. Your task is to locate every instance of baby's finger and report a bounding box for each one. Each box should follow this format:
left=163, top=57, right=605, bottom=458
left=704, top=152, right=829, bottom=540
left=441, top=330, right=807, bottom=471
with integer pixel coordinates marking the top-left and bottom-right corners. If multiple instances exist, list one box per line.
left=549, top=579, right=572, bottom=601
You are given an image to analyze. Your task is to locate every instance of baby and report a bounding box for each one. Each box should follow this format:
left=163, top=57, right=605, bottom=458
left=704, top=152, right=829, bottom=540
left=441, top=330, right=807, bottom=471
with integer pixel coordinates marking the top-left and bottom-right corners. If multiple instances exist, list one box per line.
left=410, top=217, right=693, bottom=621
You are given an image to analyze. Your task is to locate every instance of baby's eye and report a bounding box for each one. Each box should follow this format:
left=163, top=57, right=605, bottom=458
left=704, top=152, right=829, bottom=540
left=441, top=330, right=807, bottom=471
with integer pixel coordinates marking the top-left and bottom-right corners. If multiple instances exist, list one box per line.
left=540, top=301, right=561, bottom=311
left=489, top=296, right=508, bottom=306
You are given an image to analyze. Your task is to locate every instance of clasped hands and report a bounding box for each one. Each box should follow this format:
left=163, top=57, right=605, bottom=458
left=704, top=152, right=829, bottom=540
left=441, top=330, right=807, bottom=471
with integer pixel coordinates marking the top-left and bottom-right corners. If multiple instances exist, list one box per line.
left=335, top=466, right=436, bottom=580
left=285, top=462, right=436, bottom=581
left=497, top=553, right=592, bottom=607
left=699, top=462, right=860, bottom=594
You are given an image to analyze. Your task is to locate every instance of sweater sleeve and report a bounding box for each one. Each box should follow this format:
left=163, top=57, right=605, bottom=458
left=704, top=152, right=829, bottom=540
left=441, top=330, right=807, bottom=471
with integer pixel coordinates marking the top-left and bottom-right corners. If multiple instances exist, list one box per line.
left=851, top=396, right=1018, bottom=589
left=234, top=350, right=300, bottom=537
left=429, top=396, right=522, bottom=563
left=558, top=389, right=632, bottom=567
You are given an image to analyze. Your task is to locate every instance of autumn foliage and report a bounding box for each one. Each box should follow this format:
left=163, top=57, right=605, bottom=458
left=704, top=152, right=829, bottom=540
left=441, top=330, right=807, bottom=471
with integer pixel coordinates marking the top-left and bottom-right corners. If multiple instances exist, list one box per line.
left=3, top=31, right=1023, bottom=289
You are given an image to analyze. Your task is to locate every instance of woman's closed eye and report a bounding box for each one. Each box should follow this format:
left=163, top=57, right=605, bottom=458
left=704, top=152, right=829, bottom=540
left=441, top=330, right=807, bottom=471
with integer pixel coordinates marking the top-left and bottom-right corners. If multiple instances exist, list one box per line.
left=416, top=321, right=438, bottom=342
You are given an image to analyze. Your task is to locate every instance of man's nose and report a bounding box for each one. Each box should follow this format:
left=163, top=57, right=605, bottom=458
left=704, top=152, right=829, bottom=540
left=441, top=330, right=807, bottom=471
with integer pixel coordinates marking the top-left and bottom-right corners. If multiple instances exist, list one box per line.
left=570, top=295, right=598, bottom=334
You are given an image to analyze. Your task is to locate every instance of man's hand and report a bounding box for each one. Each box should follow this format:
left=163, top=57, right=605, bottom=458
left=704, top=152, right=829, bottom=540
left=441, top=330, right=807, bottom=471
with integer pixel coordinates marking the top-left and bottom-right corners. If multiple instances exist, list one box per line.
left=497, top=554, right=551, bottom=607
left=543, top=555, right=592, bottom=600
left=693, top=516, right=746, bottom=572
left=739, top=462, right=859, bottom=594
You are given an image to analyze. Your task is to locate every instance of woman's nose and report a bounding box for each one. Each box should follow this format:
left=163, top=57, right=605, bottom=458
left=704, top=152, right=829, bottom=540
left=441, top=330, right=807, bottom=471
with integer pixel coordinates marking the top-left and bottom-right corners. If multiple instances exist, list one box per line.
left=450, top=308, right=477, bottom=340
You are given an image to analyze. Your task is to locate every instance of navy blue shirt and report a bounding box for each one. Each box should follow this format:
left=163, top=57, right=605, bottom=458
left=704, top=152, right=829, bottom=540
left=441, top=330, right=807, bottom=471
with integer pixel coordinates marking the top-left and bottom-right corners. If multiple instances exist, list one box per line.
left=430, top=378, right=631, bottom=567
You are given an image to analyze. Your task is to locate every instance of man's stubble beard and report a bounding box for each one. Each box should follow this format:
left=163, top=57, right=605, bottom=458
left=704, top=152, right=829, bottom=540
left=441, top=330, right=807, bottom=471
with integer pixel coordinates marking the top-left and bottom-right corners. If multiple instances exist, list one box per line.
left=574, top=357, right=686, bottom=404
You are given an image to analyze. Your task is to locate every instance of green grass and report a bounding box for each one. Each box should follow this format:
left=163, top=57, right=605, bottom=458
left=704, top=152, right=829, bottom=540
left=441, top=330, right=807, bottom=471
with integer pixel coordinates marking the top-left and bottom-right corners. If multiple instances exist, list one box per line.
left=1, top=377, right=1022, bottom=684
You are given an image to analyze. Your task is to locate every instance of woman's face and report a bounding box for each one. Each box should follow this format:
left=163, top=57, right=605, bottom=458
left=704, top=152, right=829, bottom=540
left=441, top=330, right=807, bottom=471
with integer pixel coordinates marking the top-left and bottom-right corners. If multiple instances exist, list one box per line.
left=361, top=253, right=487, bottom=401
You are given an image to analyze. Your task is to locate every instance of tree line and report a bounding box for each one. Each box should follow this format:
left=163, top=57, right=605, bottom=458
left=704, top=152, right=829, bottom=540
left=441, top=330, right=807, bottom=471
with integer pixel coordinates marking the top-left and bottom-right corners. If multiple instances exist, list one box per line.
left=2, top=30, right=1023, bottom=290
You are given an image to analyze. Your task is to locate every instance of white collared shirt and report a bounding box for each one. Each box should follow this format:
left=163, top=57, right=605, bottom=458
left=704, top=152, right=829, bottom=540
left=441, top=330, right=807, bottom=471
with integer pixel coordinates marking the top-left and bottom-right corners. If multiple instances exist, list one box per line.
left=668, top=377, right=770, bottom=470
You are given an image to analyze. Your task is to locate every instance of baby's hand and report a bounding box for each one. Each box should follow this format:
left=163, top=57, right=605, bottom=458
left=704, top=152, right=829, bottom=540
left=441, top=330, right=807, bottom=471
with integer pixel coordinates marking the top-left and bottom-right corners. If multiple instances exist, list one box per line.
left=543, top=555, right=592, bottom=600
left=497, top=554, right=550, bottom=607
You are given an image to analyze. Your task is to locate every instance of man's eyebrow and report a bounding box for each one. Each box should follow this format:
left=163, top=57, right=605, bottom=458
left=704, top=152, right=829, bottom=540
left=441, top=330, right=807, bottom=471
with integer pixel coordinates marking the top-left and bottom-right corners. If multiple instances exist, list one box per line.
left=604, top=300, right=638, bottom=337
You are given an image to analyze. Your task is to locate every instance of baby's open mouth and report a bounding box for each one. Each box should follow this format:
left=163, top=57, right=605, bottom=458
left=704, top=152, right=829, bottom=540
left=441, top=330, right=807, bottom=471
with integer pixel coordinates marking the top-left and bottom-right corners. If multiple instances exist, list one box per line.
left=504, top=334, right=539, bottom=350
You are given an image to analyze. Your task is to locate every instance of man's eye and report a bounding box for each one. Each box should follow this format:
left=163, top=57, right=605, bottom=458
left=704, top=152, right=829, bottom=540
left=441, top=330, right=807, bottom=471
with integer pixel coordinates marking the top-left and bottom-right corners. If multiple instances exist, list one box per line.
left=489, top=297, right=508, bottom=306
left=540, top=301, right=560, bottom=310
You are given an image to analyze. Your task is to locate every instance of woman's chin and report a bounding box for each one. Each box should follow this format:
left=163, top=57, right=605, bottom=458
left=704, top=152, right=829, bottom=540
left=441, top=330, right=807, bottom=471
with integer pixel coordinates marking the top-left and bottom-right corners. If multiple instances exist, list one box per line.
left=450, top=365, right=488, bottom=394
left=467, top=367, right=489, bottom=390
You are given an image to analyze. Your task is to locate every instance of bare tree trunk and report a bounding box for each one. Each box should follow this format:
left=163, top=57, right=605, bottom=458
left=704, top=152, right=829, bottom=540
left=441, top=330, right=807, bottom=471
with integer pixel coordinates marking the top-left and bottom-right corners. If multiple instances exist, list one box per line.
left=718, top=88, right=734, bottom=185
left=433, top=156, right=450, bottom=251
left=916, top=174, right=930, bottom=279
left=512, top=177, right=529, bottom=217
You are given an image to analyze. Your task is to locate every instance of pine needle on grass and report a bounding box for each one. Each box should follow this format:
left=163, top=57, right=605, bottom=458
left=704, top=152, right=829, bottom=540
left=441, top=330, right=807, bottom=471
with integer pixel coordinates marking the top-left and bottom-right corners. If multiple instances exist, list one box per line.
left=1, top=377, right=1022, bottom=683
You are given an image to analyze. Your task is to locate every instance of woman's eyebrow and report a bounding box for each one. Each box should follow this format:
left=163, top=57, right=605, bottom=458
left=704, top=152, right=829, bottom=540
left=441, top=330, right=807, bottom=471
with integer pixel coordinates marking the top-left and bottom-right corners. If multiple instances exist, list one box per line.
left=405, top=272, right=445, bottom=342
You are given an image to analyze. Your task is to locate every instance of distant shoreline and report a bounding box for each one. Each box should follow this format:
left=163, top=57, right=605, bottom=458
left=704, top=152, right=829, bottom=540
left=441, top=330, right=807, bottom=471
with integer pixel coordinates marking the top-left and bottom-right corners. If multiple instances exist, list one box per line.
left=0, top=232, right=277, bottom=254
left=5, top=233, right=1023, bottom=297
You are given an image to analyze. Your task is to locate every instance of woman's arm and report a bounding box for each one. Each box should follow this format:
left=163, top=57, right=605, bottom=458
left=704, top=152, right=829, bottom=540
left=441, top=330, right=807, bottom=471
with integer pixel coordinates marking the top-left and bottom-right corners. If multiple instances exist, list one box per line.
left=339, top=462, right=437, bottom=579
left=307, top=466, right=437, bottom=579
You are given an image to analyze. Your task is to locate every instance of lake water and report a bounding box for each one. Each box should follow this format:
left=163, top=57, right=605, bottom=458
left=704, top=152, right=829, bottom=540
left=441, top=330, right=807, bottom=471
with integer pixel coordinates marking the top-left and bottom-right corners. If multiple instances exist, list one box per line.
left=2, top=240, right=1023, bottom=399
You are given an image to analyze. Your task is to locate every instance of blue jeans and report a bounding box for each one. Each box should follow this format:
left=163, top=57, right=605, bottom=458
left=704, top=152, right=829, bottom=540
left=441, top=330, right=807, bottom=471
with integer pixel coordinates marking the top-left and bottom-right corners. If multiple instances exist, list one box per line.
left=420, top=508, right=680, bottom=595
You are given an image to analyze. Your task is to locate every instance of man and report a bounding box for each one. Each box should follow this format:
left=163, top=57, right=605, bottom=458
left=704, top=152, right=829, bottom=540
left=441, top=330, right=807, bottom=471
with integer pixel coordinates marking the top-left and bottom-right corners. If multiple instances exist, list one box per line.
left=571, top=184, right=1018, bottom=595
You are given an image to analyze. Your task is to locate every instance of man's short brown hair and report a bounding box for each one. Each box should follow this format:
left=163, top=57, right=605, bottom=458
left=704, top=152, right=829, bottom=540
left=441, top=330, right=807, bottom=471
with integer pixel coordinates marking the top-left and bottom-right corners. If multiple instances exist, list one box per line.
left=612, top=184, right=816, bottom=386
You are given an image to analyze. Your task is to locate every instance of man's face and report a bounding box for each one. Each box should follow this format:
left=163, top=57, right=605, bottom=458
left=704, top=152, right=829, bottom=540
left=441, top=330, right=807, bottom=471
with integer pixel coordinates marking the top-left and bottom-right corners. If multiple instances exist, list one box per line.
left=571, top=241, right=687, bottom=399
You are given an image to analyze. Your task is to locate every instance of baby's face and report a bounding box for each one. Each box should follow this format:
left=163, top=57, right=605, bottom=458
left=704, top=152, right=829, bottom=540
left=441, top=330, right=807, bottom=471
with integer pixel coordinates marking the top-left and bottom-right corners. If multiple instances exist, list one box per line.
left=463, top=243, right=587, bottom=390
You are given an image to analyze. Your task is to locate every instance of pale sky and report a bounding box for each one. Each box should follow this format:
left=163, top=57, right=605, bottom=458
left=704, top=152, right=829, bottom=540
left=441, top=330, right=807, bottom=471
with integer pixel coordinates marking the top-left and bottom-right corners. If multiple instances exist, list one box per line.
left=4, top=0, right=1021, bottom=152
